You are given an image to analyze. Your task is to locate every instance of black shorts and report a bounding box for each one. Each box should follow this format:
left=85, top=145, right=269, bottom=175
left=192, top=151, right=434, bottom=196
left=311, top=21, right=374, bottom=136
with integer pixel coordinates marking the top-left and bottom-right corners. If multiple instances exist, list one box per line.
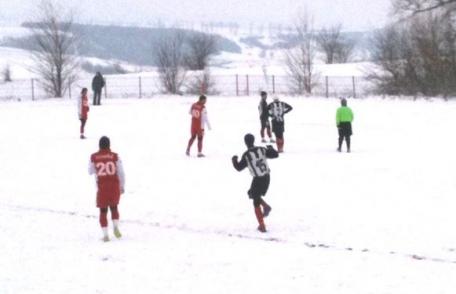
left=260, top=118, right=270, bottom=129
left=271, top=120, right=284, bottom=138
left=248, top=174, right=270, bottom=199
left=338, top=122, right=352, bottom=137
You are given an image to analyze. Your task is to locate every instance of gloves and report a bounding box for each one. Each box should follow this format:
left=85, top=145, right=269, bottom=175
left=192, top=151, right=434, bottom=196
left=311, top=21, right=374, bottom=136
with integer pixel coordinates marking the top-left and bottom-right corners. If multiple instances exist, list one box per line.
left=232, top=155, right=238, bottom=162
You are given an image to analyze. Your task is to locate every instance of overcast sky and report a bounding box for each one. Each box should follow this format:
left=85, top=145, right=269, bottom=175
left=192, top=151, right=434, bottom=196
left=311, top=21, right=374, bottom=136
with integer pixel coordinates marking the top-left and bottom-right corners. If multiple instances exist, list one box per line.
left=0, top=0, right=391, bottom=31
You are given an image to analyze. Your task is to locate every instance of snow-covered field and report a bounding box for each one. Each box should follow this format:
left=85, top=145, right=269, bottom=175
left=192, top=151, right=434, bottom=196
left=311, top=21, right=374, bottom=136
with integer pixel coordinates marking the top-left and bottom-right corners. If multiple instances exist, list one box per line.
left=1, top=95, right=456, bottom=293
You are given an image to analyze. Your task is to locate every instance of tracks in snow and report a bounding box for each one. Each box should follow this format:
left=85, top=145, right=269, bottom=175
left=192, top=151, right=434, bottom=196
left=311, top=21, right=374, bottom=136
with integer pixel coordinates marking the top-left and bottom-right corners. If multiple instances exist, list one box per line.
left=2, top=203, right=456, bottom=265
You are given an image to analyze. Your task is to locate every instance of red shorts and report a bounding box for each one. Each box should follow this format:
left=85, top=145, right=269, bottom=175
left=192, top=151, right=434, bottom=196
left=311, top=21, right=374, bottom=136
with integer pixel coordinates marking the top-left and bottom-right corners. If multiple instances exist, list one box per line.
left=191, top=127, right=204, bottom=137
left=96, top=186, right=120, bottom=208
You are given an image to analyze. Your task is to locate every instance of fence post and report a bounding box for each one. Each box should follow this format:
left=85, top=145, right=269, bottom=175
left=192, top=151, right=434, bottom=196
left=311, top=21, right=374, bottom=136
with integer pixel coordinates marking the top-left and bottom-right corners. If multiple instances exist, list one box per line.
left=246, top=74, right=249, bottom=96
left=325, top=76, right=329, bottom=98
left=272, top=75, right=276, bottom=94
left=235, top=74, right=239, bottom=96
left=31, top=79, right=35, bottom=101
left=139, top=76, right=142, bottom=98
left=352, top=76, right=356, bottom=98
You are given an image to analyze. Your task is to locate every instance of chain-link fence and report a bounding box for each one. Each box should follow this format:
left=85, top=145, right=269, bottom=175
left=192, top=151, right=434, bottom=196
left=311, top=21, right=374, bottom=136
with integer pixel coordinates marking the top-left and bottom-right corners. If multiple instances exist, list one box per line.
left=0, top=74, right=372, bottom=101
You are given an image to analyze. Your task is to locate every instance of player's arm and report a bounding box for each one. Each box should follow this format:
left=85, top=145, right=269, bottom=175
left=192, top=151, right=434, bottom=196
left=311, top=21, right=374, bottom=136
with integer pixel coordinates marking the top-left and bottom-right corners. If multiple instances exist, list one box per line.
left=232, top=154, right=247, bottom=171
left=202, top=108, right=212, bottom=130
left=284, top=103, right=293, bottom=113
left=117, top=157, right=125, bottom=194
left=88, top=158, right=96, bottom=175
left=265, top=145, right=279, bottom=159
left=336, top=108, right=341, bottom=126
left=78, top=96, right=82, bottom=118
left=267, top=103, right=274, bottom=117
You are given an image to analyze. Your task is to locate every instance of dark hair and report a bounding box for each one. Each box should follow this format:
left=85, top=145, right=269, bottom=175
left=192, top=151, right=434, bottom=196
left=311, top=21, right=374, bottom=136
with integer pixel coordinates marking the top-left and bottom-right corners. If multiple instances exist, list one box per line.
left=199, top=95, right=207, bottom=101
left=260, top=91, right=267, bottom=97
left=99, top=136, right=110, bottom=149
left=341, top=98, right=347, bottom=106
left=244, top=133, right=255, bottom=147
left=81, top=88, right=88, bottom=94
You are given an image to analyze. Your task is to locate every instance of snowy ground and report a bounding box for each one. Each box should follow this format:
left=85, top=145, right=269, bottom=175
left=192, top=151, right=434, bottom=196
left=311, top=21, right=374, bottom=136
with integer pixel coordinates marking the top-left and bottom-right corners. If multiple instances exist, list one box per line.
left=1, top=95, right=456, bottom=294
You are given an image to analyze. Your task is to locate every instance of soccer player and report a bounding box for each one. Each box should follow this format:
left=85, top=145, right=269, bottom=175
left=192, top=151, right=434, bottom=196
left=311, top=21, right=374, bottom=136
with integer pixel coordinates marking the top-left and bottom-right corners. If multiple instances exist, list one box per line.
left=186, top=95, right=211, bottom=157
left=78, top=88, right=90, bottom=139
left=232, top=133, right=279, bottom=233
left=258, top=91, right=274, bottom=143
left=89, top=136, right=125, bottom=242
left=268, top=96, right=293, bottom=152
left=336, top=98, right=354, bottom=152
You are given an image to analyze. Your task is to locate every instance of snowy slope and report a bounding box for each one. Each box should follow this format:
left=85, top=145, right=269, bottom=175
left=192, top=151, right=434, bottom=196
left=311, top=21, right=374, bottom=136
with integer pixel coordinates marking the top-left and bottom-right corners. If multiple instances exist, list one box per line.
left=1, top=96, right=456, bottom=293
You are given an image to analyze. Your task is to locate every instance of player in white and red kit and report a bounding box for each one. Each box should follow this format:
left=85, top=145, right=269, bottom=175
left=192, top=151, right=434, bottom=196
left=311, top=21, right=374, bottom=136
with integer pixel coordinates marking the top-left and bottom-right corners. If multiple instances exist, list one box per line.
left=78, top=88, right=90, bottom=139
left=89, top=136, right=125, bottom=242
left=186, top=95, right=211, bottom=157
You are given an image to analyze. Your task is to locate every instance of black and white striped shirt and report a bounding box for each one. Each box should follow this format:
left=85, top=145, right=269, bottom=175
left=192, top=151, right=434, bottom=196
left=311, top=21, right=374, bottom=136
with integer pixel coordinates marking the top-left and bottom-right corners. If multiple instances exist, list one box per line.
left=268, top=101, right=293, bottom=122
left=232, top=146, right=279, bottom=177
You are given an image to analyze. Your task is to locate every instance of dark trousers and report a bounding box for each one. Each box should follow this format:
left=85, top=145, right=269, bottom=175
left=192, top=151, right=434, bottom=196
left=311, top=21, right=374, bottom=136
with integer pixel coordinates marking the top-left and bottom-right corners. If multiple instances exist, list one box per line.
left=338, top=122, right=352, bottom=151
left=93, top=89, right=102, bottom=105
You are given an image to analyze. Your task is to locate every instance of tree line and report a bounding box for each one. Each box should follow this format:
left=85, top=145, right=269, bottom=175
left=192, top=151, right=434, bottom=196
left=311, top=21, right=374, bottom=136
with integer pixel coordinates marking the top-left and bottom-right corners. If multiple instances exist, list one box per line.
left=20, top=0, right=456, bottom=98
left=368, top=0, right=456, bottom=97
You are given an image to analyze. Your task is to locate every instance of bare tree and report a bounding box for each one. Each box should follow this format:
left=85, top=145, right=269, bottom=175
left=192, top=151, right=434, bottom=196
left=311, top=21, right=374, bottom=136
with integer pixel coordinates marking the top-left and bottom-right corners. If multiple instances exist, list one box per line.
left=155, top=31, right=187, bottom=94
left=185, top=32, right=218, bottom=70
left=369, top=11, right=456, bottom=96
left=368, top=24, right=419, bottom=95
left=284, top=12, right=318, bottom=94
left=29, top=0, right=79, bottom=98
left=186, top=70, right=218, bottom=95
left=392, top=0, right=456, bottom=17
left=316, top=24, right=355, bottom=64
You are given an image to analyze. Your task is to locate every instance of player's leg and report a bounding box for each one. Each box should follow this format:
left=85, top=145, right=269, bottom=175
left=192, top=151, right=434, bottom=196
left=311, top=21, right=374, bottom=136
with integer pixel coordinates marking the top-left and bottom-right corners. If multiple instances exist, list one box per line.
left=80, top=119, right=86, bottom=139
left=197, top=132, right=204, bottom=157
left=346, top=135, right=351, bottom=153
left=253, top=197, right=266, bottom=232
left=266, top=121, right=273, bottom=142
left=337, top=127, right=343, bottom=152
left=260, top=120, right=267, bottom=142
left=186, top=133, right=197, bottom=155
left=260, top=198, right=271, bottom=217
left=99, top=207, right=109, bottom=241
left=110, top=205, right=122, bottom=238
left=275, top=131, right=284, bottom=152
left=249, top=178, right=266, bottom=232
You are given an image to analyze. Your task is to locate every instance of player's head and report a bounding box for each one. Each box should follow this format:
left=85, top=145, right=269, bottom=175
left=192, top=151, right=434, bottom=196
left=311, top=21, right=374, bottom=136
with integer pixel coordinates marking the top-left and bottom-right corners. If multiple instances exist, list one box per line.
left=81, top=88, right=88, bottom=95
left=260, top=91, right=267, bottom=99
left=199, top=95, right=207, bottom=104
left=340, top=97, right=347, bottom=106
left=99, top=136, right=110, bottom=149
left=244, top=133, right=255, bottom=148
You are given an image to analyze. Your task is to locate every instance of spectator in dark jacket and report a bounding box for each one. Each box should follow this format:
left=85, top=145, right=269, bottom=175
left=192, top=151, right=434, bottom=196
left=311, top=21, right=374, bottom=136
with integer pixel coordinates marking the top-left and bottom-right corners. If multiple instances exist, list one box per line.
left=92, top=72, right=105, bottom=105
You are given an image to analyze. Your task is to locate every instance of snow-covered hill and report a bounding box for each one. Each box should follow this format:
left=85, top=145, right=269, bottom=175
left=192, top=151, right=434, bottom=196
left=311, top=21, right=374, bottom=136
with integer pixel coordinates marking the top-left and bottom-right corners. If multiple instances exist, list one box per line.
left=0, top=24, right=372, bottom=80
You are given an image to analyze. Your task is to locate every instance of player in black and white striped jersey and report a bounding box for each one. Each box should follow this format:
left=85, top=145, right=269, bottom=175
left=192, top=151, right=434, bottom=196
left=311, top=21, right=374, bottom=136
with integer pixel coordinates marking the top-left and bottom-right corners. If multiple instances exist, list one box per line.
left=268, top=96, right=292, bottom=152
left=232, top=133, right=279, bottom=233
